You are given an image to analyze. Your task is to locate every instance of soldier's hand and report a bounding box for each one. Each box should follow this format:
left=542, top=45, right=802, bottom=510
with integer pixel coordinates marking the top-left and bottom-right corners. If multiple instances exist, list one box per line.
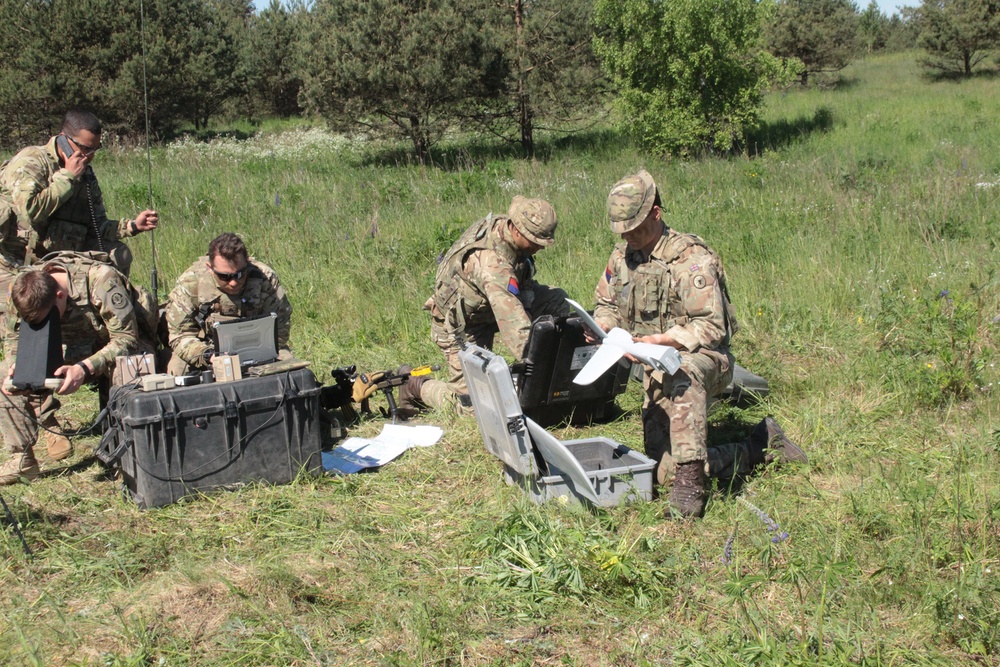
left=54, top=363, right=89, bottom=395
left=64, top=151, right=89, bottom=178
left=133, top=210, right=159, bottom=233
left=1, top=364, right=16, bottom=396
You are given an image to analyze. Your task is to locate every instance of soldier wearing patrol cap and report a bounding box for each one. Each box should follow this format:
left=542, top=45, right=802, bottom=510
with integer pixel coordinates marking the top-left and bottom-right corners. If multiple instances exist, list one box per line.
left=400, top=196, right=570, bottom=414
left=0, top=251, right=158, bottom=485
left=592, top=170, right=806, bottom=518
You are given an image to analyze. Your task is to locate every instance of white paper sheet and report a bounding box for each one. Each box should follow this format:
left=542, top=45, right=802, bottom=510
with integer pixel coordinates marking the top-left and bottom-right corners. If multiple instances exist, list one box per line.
left=322, top=424, right=443, bottom=475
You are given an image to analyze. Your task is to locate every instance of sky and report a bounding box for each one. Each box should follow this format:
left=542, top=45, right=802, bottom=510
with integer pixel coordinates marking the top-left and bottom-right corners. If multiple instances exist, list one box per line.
left=251, top=1, right=921, bottom=16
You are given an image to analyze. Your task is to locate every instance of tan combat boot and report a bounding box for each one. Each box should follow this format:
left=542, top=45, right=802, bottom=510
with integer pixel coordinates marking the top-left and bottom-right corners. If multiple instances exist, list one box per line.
left=0, top=452, right=41, bottom=485
left=42, top=417, right=73, bottom=461
left=666, top=460, right=708, bottom=519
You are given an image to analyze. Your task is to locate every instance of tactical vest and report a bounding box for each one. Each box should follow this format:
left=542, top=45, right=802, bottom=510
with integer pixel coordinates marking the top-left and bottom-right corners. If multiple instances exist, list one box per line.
left=39, top=251, right=159, bottom=346
left=432, top=215, right=529, bottom=329
left=618, top=232, right=739, bottom=344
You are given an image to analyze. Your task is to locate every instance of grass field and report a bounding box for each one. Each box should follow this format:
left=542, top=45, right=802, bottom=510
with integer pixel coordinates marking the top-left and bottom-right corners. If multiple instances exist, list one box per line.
left=1, top=51, right=999, bottom=666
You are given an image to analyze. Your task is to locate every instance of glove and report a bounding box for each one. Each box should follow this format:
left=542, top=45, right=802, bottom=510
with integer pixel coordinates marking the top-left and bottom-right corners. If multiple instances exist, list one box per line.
left=352, top=371, right=388, bottom=403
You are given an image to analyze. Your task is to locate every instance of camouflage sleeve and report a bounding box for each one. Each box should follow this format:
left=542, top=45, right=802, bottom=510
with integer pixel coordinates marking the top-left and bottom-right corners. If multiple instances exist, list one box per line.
left=258, top=266, right=293, bottom=350
left=593, top=248, right=624, bottom=331
left=165, top=270, right=213, bottom=365
left=87, top=265, right=140, bottom=376
left=468, top=249, right=533, bottom=359
left=2, top=297, right=19, bottom=361
left=666, top=248, right=729, bottom=352
left=5, top=153, right=75, bottom=233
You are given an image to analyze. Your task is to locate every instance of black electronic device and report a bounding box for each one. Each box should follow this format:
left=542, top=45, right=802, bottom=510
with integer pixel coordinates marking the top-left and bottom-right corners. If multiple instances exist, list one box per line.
left=212, top=313, right=278, bottom=367
left=511, top=315, right=630, bottom=426
left=56, top=134, right=75, bottom=159
left=11, top=307, right=65, bottom=392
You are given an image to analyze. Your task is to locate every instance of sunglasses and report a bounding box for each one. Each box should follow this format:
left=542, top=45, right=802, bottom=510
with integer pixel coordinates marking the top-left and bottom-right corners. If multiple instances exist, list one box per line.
left=211, top=265, right=249, bottom=282
left=68, top=135, right=101, bottom=157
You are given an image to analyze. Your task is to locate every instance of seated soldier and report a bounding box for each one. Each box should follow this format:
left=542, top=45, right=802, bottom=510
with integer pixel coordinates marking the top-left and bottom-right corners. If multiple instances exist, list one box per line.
left=399, top=196, right=569, bottom=415
left=0, top=251, right=157, bottom=484
left=165, top=233, right=292, bottom=375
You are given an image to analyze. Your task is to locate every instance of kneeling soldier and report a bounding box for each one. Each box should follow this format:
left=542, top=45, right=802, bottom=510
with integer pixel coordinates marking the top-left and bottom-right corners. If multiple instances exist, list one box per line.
left=0, top=251, right=157, bottom=484
left=400, top=197, right=570, bottom=415
left=165, top=233, right=292, bottom=375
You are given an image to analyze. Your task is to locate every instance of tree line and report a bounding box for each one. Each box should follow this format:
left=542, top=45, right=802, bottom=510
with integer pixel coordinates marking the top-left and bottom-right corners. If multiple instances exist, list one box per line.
left=0, top=0, right=997, bottom=159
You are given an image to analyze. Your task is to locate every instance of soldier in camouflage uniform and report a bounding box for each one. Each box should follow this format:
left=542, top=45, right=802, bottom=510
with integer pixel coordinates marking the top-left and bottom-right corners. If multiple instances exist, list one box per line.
left=0, top=251, right=158, bottom=484
left=592, top=170, right=806, bottom=518
left=0, top=110, right=158, bottom=324
left=165, top=232, right=292, bottom=375
left=400, top=197, right=570, bottom=414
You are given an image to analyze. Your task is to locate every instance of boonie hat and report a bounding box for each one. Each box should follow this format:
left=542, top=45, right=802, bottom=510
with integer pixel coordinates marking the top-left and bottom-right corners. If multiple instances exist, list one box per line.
left=508, top=196, right=557, bottom=247
left=607, top=169, right=657, bottom=234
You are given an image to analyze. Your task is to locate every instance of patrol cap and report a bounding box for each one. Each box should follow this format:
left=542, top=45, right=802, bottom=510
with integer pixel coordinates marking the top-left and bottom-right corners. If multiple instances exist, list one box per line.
left=607, top=169, right=657, bottom=234
left=508, top=196, right=557, bottom=247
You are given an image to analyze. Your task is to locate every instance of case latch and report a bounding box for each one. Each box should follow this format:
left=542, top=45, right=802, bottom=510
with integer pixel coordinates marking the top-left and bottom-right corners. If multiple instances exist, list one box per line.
left=506, top=416, right=524, bottom=435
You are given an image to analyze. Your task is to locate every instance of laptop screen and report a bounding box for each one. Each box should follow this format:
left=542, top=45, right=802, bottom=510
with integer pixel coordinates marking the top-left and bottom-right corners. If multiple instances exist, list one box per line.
left=212, top=313, right=278, bottom=366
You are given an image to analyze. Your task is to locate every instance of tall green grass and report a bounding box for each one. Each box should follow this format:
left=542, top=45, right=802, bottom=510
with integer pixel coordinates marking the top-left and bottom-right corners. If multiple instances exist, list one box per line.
left=1, top=52, right=998, bottom=665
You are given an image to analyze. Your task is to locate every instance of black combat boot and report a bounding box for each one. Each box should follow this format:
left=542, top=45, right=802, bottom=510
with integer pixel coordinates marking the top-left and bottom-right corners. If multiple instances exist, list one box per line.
left=666, top=460, right=708, bottom=519
left=750, top=416, right=808, bottom=464
left=396, top=365, right=427, bottom=420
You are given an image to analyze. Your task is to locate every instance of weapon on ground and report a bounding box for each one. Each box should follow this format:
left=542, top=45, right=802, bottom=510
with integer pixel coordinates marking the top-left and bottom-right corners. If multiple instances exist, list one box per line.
left=352, top=365, right=439, bottom=421
left=319, top=365, right=361, bottom=425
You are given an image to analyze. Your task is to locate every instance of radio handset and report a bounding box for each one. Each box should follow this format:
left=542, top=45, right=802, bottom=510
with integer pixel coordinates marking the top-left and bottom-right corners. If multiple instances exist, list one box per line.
left=56, top=134, right=75, bottom=161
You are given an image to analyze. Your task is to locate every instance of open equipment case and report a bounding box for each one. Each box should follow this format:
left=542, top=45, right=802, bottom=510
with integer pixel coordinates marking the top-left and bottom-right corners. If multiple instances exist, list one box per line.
left=511, top=315, right=630, bottom=426
left=460, top=344, right=654, bottom=507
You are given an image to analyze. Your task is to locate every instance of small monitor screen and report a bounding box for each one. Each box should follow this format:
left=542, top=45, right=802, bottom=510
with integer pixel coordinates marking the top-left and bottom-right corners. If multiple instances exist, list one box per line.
left=212, top=313, right=278, bottom=366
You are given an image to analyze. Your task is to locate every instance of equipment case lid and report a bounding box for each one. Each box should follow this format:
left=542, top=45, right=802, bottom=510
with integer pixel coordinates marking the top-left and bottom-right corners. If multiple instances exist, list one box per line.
left=459, top=344, right=600, bottom=503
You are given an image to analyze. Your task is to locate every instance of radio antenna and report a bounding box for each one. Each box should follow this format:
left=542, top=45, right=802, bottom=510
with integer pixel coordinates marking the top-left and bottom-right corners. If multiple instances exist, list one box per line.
left=139, top=0, right=159, bottom=306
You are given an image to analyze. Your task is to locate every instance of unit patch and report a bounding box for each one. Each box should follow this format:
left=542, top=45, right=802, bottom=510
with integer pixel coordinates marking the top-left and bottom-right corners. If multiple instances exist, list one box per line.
left=693, top=275, right=707, bottom=289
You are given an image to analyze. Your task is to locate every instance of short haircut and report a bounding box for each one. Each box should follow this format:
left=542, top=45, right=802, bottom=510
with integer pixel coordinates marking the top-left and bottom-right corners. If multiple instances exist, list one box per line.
left=62, top=110, right=102, bottom=136
left=208, top=232, right=249, bottom=265
left=11, top=270, right=59, bottom=324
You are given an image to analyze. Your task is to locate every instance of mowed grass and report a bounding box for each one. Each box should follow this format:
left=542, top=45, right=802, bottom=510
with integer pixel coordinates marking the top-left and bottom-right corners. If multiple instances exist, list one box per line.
left=1, top=51, right=999, bottom=665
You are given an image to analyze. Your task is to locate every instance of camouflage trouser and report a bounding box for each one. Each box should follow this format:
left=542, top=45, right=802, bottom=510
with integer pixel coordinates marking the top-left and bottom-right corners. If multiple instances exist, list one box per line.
left=0, top=358, right=60, bottom=456
left=643, top=348, right=747, bottom=486
left=421, top=284, right=570, bottom=413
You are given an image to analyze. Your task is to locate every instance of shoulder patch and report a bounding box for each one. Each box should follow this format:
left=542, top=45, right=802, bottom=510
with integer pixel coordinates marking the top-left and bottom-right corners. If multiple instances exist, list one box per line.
left=689, top=264, right=700, bottom=272
left=507, top=277, right=520, bottom=296
left=111, top=291, right=128, bottom=309
left=693, top=275, right=707, bottom=289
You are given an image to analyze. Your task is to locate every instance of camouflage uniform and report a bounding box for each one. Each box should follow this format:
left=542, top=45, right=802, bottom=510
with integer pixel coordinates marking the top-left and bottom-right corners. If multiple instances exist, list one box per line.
left=0, top=251, right=155, bottom=459
left=594, top=173, right=748, bottom=488
left=165, top=256, right=292, bottom=375
left=0, top=137, right=141, bottom=286
left=420, top=200, right=569, bottom=411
